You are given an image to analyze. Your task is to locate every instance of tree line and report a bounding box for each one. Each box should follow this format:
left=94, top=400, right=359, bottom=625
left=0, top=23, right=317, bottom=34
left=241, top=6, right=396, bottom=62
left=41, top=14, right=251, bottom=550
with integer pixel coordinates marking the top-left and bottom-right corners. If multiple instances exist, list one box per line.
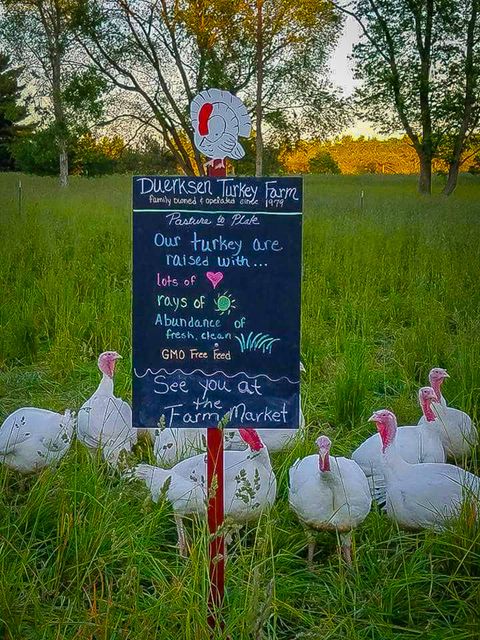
left=7, top=127, right=480, bottom=177
left=0, top=0, right=479, bottom=195
left=285, top=135, right=480, bottom=175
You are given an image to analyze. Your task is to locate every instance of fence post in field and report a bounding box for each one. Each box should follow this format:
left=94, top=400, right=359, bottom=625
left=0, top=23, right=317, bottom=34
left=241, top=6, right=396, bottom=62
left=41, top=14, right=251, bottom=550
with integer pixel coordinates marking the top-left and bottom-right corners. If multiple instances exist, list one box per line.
left=18, top=179, right=23, bottom=217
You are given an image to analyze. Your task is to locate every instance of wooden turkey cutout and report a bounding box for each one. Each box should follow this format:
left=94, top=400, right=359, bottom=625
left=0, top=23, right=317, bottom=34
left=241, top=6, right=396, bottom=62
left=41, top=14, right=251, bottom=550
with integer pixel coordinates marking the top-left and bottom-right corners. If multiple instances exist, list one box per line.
left=190, top=89, right=252, bottom=169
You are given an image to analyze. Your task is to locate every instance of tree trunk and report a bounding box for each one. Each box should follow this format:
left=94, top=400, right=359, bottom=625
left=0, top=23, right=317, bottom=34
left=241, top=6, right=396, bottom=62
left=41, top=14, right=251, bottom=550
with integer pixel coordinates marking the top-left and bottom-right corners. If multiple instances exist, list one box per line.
left=51, top=37, right=68, bottom=187
left=59, top=140, right=68, bottom=188
left=415, top=0, right=434, bottom=196
left=255, top=0, right=263, bottom=178
left=442, top=0, right=478, bottom=196
left=442, top=161, right=461, bottom=196
left=418, top=153, right=432, bottom=195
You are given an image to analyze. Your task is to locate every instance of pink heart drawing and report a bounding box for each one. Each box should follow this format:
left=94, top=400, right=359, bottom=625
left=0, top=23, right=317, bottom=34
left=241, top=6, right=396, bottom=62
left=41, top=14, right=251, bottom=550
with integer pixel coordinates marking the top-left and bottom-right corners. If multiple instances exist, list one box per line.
left=206, top=271, right=224, bottom=289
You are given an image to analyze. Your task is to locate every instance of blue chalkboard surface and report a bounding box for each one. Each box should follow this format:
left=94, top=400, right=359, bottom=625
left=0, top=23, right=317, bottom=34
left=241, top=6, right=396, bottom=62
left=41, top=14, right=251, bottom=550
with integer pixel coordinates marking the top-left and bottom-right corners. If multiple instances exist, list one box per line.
left=132, top=176, right=302, bottom=429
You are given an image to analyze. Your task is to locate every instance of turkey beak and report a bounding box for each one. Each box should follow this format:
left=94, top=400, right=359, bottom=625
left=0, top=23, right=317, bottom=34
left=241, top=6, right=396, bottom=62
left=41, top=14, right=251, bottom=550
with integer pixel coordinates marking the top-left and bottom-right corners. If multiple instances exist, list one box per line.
left=442, top=371, right=450, bottom=378
left=368, top=412, right=379, bottom=423
left=115, top=354, right=123, bottom=360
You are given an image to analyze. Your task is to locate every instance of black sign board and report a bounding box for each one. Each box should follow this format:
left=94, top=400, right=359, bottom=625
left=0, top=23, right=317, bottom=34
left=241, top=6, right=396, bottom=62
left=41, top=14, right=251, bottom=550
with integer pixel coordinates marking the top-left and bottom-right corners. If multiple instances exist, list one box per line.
left=132, top=176, right=302, bottom=429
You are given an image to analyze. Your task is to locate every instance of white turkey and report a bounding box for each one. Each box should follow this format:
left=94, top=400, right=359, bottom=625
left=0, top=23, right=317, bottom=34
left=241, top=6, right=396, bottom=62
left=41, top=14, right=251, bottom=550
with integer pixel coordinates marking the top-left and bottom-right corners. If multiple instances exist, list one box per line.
left=77, top=351, right=137, bottom=467
left=289, top=436, right=371, bottom=564
left=417, top=370, right=477, bottom=458
left=426, top=367, right=449, bottom=406
left=190, top=88, right=251, bottom=167
left=0, top=407, right=74, bottom=473
left=132, top=428, right=276, bottom=556
left=353, top=387, right=446, bottom=488
left=368, top=409, right=480, bottom=530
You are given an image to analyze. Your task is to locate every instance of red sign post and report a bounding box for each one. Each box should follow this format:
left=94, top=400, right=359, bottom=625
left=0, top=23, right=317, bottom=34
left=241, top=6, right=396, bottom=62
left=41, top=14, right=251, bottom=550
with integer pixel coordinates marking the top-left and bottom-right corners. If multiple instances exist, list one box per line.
left=194, top=92, right=249, bottom=631
left=207, top=426, right=225, bottom=627
left=206, top=158, right=226, bottom=630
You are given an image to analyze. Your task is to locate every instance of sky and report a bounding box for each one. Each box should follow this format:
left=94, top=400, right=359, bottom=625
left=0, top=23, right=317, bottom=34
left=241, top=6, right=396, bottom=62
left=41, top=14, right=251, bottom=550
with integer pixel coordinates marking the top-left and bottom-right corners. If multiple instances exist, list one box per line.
left=329, top=16, right=378, bottom=138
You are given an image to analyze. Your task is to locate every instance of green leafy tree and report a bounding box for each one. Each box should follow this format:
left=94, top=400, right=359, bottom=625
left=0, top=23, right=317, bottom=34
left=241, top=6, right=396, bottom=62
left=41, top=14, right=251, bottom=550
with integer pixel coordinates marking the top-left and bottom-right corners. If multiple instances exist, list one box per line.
left=72, top=132, right=121, bottom=175
left=234, top=135, right=284, bottom=175
left=0, top=51, right=30, bottom=170
left=309, top=149, right=341, bottom=174
left=12, top=124, right=66, bottom=175
left=13, top=128, right=122, bottom=176
left=74, top=0, right=345, bottom=175
left=335, top=0, right=480, bottom=195
left=117, top=135, right=179, bottom=174
left=250, top=0, right=347, bottom=175
left=439, top=0, right=479, bottom=194
left=465, top=134, right=480, bottom=173
left=0, top=1, right=108, bottom=185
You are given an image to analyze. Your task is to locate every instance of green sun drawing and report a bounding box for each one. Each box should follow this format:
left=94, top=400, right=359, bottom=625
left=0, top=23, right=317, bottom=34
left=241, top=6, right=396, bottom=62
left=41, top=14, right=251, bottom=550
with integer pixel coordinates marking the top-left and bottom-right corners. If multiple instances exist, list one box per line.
left=214, top=291, right=237, bottom=315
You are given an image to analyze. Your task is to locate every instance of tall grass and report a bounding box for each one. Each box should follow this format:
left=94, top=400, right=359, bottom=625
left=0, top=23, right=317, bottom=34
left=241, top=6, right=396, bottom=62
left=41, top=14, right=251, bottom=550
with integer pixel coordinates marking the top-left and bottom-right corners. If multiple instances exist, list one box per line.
left=0, top=172, right=480, bottom=638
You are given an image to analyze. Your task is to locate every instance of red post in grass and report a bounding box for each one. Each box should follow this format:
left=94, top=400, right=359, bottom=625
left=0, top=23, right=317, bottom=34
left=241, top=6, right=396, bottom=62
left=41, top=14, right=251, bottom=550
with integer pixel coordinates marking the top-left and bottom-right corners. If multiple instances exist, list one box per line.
left=207, top=426, right=225, bottom=627
left=206, top=158, right=228, bottom=178
left=206, top=159, right=226, bottom=630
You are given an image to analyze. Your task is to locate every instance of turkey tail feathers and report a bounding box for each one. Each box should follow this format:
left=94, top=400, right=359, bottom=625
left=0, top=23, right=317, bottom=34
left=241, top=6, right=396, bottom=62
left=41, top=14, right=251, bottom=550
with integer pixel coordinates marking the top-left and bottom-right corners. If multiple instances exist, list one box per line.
left=369, top=474, right=387, bottom=510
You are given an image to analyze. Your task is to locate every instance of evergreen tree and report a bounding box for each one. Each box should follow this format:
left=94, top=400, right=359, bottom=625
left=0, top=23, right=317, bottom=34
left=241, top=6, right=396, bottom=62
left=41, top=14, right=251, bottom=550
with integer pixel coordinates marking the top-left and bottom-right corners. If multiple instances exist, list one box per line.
left=0, top=51, right=28, bottom=171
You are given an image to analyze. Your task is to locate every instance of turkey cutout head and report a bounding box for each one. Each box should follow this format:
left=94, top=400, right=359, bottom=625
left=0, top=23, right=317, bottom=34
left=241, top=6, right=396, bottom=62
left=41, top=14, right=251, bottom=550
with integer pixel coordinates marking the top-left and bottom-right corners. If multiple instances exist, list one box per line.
left=191, top=88, right=251, bottom=165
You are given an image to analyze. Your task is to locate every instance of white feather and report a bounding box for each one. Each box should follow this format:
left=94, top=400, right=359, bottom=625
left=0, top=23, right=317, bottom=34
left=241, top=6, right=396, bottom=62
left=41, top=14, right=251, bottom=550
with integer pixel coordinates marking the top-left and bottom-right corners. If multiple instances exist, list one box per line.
left=0, top=408, right=74, bottom=473
left=136, top=433, right=276, bottom=524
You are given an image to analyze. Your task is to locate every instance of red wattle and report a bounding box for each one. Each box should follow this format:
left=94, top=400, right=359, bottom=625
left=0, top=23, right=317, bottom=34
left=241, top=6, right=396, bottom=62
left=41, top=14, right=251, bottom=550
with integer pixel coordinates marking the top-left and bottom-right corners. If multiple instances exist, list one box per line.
left=422, top=399, right=436, bottom=422
left=238, top=428, right=263, bottom=451
left=319, top=452, right=330, bottom=472
left=431, top=380, right=442, bottom=402
left=198, top=103, right=213, bottom=135
left=99, top=355, right=116, bottom=379
left=378, top=422, right=393, bottom=453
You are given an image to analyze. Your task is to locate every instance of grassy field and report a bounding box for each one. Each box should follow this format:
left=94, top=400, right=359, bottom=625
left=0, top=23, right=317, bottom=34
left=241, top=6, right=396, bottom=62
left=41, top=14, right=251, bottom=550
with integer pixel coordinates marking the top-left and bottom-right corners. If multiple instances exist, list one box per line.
left=1, top=172, right=480, bottom=639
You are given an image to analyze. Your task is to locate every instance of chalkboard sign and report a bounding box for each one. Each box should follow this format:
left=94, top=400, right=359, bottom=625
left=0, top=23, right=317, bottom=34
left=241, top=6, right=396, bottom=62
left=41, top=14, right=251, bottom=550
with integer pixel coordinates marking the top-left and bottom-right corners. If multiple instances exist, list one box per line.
left=132, top=176, right=302, bottom=429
